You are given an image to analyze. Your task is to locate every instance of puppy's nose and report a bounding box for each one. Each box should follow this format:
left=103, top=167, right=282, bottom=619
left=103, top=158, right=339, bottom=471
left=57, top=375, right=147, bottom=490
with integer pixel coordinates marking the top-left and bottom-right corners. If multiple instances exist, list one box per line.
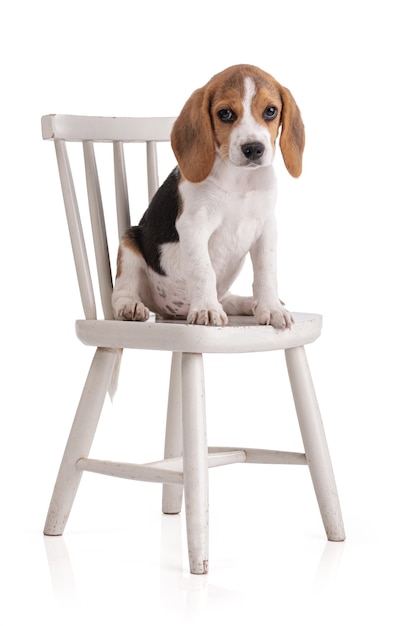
left=241, top=142, right=265, bottom=161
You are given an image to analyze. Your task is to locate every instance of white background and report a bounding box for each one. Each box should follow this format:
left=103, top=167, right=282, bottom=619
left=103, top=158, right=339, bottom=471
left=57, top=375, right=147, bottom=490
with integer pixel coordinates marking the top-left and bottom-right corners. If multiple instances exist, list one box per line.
left=1, top=1, right=402, bottom=624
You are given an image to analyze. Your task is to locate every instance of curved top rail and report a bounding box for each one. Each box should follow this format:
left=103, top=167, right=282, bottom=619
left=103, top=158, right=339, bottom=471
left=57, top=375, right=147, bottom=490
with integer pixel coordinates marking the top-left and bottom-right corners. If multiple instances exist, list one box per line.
left=41, top=114, right=176, bottom=143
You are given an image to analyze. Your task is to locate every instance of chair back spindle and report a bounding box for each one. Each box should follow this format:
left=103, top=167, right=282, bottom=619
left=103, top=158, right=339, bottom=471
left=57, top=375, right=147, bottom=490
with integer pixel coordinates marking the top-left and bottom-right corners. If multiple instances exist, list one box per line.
left=113, top=141, right=131, bottom=239
left=146, top=141, right=159, bottom=201
left=54, top=139, right=97, bottom=320
left=83, top=140, right=114, bottom=320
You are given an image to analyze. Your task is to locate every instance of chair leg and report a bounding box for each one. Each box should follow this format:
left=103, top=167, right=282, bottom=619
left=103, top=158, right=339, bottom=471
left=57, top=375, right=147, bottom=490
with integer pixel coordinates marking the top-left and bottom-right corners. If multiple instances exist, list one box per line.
left=43, top=347, right=119, bottom=536
left=162, top=352, right=184, bottom=514
left=181, top=352, right=209, bottom=575
left=285, top=346, right=346, bottom=541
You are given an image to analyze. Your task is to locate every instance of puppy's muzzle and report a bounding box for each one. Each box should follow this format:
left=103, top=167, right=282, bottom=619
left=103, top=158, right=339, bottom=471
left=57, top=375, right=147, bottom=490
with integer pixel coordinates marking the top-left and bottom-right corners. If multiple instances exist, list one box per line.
left=241, top=142, right=265, bottom=162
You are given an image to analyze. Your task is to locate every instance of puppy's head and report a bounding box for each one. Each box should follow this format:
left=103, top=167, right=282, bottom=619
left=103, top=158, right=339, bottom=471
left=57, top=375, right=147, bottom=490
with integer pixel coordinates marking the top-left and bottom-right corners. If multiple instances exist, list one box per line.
left=171, top=64, right=305, bottom=183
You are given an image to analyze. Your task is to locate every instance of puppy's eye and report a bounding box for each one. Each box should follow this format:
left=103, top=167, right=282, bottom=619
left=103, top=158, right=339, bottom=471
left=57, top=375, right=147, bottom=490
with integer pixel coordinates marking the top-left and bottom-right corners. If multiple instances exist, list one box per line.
left=263, top=106, right=278, bottom=121
left=217, top=109, right=237, bottom=123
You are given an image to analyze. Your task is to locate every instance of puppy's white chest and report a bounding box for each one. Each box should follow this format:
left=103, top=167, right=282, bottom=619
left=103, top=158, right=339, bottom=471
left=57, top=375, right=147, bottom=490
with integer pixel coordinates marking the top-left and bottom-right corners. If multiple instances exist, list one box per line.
left=209, top=200, right=262, bottom=259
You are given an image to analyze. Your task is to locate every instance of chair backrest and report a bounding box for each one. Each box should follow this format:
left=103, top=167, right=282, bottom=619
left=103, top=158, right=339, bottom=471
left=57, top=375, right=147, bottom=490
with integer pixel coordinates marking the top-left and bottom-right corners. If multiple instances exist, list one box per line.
left=42, top=114, right=176, bottom=320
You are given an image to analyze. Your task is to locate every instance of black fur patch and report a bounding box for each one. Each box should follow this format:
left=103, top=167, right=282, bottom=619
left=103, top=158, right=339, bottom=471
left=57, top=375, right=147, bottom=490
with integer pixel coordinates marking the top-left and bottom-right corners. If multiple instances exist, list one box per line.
left=125, top=167, right=181, bottom=275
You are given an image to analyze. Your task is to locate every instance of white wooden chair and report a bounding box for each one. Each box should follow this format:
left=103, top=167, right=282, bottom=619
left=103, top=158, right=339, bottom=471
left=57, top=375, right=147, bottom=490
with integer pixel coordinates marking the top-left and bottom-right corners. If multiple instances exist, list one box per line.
left=41, top=114, right=345, bottom=575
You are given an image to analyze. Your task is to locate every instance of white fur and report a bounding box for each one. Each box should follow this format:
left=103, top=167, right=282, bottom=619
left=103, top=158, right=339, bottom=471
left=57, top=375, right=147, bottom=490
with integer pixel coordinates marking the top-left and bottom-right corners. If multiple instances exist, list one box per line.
left=228, top=77, right=274, bottom=168
left=112, top=75, right=293, bottom=329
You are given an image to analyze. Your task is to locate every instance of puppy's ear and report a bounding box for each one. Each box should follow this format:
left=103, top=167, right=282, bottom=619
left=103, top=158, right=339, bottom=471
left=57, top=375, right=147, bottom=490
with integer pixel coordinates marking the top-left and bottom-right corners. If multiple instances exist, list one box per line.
left=278, top=86, right=305, bottom=178
left=171, top=87, right=216, bottom=183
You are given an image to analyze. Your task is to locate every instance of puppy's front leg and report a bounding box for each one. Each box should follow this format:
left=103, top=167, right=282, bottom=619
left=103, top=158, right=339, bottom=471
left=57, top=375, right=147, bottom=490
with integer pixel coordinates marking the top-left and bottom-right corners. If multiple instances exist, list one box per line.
left=251, top=217, right=293, bottom=329
left=176, top=215, right=228, bottom=326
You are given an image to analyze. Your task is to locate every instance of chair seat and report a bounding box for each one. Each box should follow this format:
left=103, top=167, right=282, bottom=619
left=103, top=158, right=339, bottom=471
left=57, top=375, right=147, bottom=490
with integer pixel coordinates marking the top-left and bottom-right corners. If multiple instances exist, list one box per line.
left=75, top=312, right=322, bottom=354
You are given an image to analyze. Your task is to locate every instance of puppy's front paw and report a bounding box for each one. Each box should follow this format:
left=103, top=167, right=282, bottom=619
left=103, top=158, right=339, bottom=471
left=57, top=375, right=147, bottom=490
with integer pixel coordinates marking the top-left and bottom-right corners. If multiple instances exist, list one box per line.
left=113, top=297, right=150, bottom=321
left=187, top=306, right=228, bottom=326
left=253, top=302, right=294, bottom=329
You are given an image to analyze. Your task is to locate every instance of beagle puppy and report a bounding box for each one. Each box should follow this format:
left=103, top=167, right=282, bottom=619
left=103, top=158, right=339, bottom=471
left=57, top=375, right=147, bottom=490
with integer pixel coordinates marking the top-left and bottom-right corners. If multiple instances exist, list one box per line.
left=112, top=64, right=305, bottom=328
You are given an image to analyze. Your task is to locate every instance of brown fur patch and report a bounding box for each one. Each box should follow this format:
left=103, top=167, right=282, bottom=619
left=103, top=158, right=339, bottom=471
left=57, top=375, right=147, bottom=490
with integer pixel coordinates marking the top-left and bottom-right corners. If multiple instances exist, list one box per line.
left=278, top=86, right=305, bottom=177
left=122, top=232, right=143, bottom=255
left=171, top=88, right=216, bottom=183
left=251, top=85, right=283, bottom=148
left=115, top=235, right=142, bottom=279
